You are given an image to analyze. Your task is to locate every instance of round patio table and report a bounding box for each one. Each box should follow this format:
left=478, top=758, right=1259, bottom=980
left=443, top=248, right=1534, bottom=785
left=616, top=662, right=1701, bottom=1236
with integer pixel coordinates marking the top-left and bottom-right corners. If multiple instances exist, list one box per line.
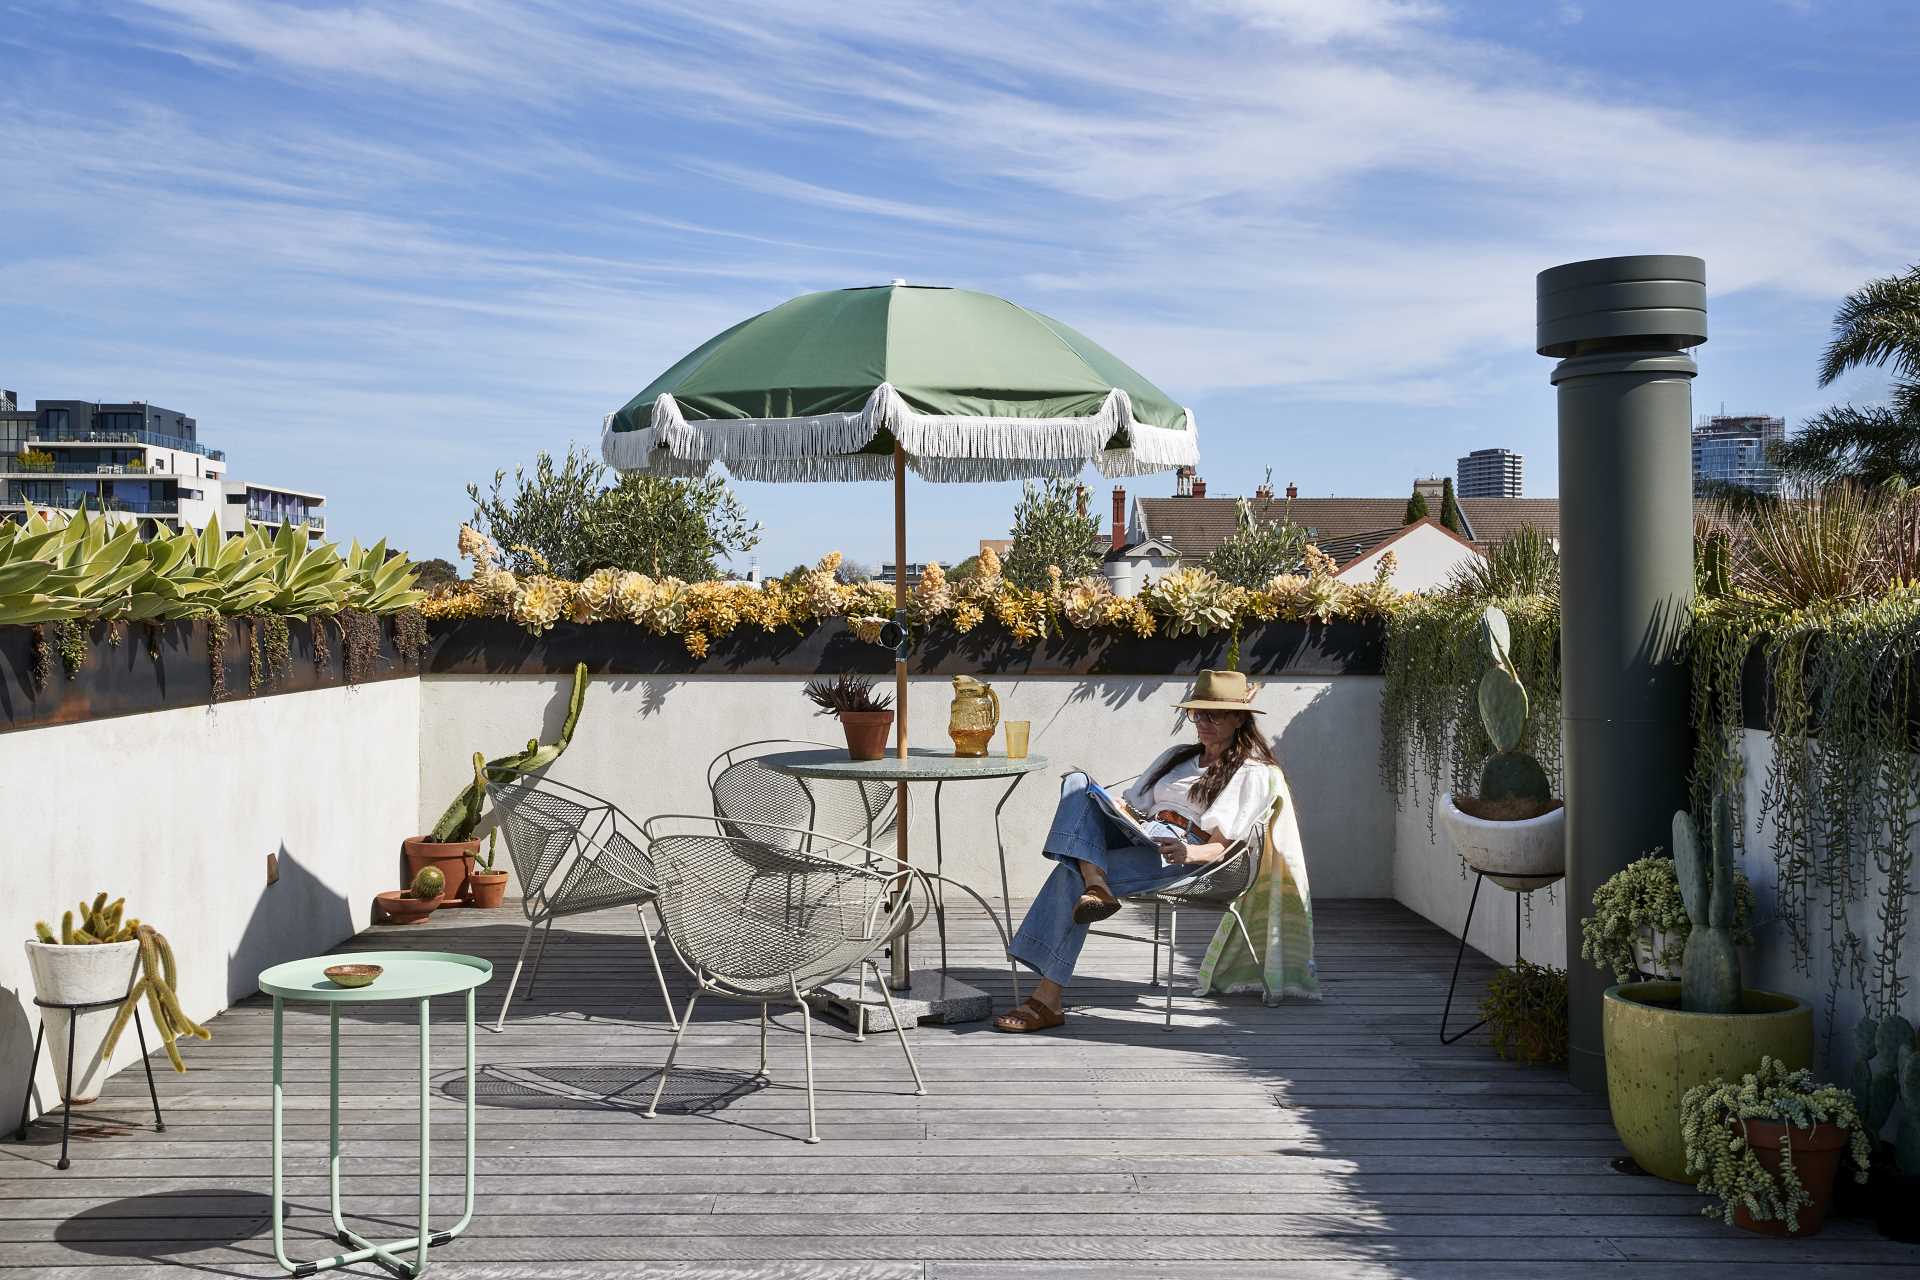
left=761, top=747, right=1049, bottom=1004
left=258, top=951, right=491, bottom=1278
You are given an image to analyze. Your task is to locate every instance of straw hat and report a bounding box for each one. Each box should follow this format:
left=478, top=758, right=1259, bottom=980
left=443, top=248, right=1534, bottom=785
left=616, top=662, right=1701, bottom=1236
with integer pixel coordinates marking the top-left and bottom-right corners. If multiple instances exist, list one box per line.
left=1175, top=669, right=1264, bottom=714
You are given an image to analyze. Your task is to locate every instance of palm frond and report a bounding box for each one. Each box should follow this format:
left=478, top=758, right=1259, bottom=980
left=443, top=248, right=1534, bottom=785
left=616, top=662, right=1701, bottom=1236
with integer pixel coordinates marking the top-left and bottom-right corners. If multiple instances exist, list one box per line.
left=1818, top=265, right=1920, bottom=386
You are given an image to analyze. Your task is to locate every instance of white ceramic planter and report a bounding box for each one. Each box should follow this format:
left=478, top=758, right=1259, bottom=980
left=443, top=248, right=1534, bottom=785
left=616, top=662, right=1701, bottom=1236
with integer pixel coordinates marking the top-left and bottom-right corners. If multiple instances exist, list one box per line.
left=1439, top=795, right=1566, bottom=891
left=1633, top=927, right=1683, bottom=979
left=24, top=940, right=141, bottom=1104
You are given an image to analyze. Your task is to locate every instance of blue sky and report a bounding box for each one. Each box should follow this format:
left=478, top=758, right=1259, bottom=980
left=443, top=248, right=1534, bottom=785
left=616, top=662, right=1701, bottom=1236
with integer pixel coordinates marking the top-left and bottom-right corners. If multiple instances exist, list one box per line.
left=3, top=1, right=1917, bottom=573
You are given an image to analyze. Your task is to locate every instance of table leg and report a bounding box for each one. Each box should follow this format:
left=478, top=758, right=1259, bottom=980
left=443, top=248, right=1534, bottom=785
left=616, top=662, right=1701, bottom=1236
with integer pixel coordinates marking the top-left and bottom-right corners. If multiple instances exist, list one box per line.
left=932, top=781, right=950, bottom=972
left=273, top=993, right=475, bottom=1278
left=993, top=773, right=1027, bottom=1006
left=891, top=782, right=910, bottom=991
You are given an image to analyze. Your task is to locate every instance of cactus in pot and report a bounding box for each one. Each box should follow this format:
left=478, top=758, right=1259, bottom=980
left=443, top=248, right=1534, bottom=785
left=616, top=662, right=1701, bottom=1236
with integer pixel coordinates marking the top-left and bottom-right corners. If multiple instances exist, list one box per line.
left=1670, top=795, right=1742, bottom=1015
left=427, top=661, right=587, bottom=842
left=1462, top=606, right=1556, bottom=820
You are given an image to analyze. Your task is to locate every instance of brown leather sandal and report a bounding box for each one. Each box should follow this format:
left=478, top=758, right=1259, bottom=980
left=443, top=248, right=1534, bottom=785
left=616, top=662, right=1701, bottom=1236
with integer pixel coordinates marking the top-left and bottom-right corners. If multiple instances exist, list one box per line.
left=992, top=998, right=1066, bottom=1033
left=1072, top=882, right=1122, bottom=924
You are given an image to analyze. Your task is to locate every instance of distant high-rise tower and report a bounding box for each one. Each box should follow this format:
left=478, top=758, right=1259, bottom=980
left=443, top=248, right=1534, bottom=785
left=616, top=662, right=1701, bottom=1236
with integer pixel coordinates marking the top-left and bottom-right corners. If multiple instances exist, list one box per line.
left=1691, top=414, right=1784, bottom=496
left=1456, top=447, right=1523, bottom=498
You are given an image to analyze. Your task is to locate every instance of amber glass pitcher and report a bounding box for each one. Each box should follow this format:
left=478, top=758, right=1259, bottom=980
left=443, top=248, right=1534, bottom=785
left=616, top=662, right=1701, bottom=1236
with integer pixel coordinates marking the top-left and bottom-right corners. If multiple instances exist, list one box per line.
left=947, top=675, right=1001, bottom=757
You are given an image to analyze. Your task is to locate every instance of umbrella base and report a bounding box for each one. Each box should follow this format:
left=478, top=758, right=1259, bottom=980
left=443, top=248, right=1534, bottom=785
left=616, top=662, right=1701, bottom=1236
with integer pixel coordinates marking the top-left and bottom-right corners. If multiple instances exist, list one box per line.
left=816, top=969, right=993, bottom=1031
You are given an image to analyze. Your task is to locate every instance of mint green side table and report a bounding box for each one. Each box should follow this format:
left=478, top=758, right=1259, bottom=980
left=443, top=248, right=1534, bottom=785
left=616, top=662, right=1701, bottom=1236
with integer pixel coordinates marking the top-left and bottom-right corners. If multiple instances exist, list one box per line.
left=258, top=951, right=491, bottom=1277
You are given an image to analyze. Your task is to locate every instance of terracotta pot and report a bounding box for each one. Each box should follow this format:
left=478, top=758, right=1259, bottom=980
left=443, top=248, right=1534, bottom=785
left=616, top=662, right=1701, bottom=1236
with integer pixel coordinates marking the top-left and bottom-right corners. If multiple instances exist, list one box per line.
left=375, top=889, right=443, bottom=925
left=468, top=870, right=509, bottom=909
left=402, top=836, right=479, bottom=905
left=839, top=710, right=894, bottom=761
left=1732, top=1119, right=1850, bottom=1236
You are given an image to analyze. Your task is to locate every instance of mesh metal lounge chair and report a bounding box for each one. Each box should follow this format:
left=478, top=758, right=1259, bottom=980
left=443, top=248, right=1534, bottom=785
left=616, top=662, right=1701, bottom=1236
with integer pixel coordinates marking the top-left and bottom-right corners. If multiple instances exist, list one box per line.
left=707, top=738, right=897, bottom=851
left=1085, top=772, right=1273, bottom=1029
left=640, top=813, right=927, bottom=1143
left=483, top=775, right=681, bottom=1033
left=709, top=739, right=1019, bottom=1028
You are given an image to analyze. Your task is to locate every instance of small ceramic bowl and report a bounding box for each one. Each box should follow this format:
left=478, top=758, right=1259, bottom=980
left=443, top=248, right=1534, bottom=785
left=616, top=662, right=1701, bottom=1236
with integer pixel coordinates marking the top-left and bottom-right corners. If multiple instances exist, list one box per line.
left=324, top=963, right=383, bottom=989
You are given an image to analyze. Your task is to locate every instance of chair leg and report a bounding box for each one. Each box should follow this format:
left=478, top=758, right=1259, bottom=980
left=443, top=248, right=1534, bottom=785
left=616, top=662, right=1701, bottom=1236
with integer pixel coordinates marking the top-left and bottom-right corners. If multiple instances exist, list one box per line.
left=491, top=917, right=542, bottom=1033
left=645, top=990, right=700, bottom=1118
left=797, top=994, right=820, bottom=1144
left=870, top=962, right=925, bottom=1097
left=524, top=915, right=557, bottom=999
left=1148, top=901, right=1163, bottom=988
left=639, top=902, right=681, bottom=1031
left=1224, top=904, right=1272, bottom=1004
left=757, top=1006, right=769, bottom=1079
left=1163, top=909, right=1178, bottom=1030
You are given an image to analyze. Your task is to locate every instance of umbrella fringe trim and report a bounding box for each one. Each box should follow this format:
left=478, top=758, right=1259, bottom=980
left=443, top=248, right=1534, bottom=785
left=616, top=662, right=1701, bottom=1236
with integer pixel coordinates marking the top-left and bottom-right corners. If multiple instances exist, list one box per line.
left=602, top=384, right=1197, bottom=479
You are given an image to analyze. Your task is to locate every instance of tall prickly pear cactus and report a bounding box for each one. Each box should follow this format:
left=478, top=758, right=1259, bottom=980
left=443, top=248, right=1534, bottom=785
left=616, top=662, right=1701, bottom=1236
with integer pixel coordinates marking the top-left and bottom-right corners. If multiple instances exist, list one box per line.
left=1854, top=1015, right=1920, bottom=1174
left=428, top=662, right=588, bottom=841
left=1671, top=796, right=1742, bottom=1014
left=1473, top=606, right=1554, bottom=811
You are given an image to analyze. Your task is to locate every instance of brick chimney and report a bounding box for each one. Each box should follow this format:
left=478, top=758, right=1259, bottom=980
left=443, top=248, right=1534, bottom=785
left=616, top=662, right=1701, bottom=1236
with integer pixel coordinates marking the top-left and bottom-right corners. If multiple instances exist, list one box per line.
left=1174, top=465, right=1194, bottom=497
left=1254, top=481, right=1273, bottom=501
left=1286, top=482, right=1298, bottom=500
left=1111, top=485, right=1127, bottom=550
left=1192, top=475, right=1207, bottom=498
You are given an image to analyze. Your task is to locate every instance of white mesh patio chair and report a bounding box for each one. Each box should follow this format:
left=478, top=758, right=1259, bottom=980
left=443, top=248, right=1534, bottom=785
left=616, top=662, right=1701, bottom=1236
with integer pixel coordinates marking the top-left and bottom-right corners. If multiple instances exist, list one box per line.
left=1085, top=772, right=1272, bottom=1029
left=709, top=738, right=1018, bottom=1031
left=483, top=775, right=681, bottom=1033
left=639, top=813, right=928, bottom=1144
left=707, top=738, right=897, bottom=852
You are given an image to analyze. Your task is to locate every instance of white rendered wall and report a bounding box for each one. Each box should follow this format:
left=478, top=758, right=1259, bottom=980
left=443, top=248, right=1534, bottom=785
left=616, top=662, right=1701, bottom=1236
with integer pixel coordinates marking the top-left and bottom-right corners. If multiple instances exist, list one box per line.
left=0, top=679, right=420, bottom=1122
left=418, top=673, right=1396, bottom=902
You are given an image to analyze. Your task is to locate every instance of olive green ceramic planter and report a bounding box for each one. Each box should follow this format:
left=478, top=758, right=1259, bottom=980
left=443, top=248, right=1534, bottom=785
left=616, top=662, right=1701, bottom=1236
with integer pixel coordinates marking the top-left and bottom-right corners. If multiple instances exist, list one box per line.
left=1602, top=981, right=1812, bottom=1183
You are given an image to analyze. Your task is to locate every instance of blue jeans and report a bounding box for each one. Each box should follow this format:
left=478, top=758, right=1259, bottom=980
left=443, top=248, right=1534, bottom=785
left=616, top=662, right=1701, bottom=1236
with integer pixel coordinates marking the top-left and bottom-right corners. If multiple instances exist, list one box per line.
left=1007, top=772, right=1194, bottom=989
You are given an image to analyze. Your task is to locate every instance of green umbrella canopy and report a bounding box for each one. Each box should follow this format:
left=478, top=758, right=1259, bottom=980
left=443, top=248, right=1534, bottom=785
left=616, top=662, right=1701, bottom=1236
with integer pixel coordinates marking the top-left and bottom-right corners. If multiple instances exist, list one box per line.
left=601, top=283, right=1197, bottom=482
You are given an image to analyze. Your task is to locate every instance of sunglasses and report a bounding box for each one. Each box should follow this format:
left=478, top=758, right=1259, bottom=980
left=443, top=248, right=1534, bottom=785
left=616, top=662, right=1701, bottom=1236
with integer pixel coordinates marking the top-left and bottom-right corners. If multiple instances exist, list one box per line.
left=1188, top=709, right=1242, bottom=724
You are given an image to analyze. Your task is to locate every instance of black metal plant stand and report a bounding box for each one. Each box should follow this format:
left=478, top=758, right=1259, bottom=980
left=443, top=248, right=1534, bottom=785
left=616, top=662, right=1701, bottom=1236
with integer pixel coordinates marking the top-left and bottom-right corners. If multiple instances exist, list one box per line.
left=14, top=956, right=165, bottom=1170
left=1438, top=870, right=1534, bottom=1045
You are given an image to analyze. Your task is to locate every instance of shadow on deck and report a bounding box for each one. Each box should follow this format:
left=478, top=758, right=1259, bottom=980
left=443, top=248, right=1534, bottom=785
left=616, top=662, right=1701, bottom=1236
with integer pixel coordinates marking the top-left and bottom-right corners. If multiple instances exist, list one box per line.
left=3, top=899, right=1914, bottom=1278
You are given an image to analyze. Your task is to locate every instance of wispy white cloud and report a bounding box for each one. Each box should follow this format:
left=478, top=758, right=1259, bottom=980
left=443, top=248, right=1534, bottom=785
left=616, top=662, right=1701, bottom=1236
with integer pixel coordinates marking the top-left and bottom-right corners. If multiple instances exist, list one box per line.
left=5, top=0, right=1915, bottom=565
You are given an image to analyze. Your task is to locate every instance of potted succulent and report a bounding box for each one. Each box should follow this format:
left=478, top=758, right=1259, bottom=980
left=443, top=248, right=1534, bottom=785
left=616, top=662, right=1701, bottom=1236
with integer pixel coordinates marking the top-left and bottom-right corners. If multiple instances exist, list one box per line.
left=1850, top=1014, right=1920, bottom=1242
left=1438, top=606, right=1564, bottom=890
left=804, top=673, right=896, bottom=761
left=1479, top=959, right=1568, bottom=1066
left=409, top=661, right=586, bottom=902
left=26, top=894, right=209, bottom=1100
left=1681, top=1056, right=1870, bottom=1235
left=1580, top=854, right=1756, bottom=983
left=376, top=865, right=448, bottom=925
left=468, top=828, right=510, bottom=910
left=1602, top=795, right=1813, bottom=1182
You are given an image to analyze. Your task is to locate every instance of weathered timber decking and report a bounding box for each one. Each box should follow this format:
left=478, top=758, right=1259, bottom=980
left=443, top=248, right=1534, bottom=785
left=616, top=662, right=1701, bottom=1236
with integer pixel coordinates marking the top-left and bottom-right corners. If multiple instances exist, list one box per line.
left=5, top=898, right=1916, bottom=1279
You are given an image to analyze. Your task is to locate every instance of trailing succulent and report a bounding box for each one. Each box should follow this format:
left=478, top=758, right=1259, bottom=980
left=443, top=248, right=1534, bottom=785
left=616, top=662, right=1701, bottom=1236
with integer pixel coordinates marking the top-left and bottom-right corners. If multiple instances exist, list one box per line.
left=1673, top=796, right=1743, bottom=1015
left=1456, top=605, right=1558, bottom=821
left=1579, top=853, right=1757, bottom=985
left=32, top=893, right=210, bottom=1073
left=1852, top=1014, right=1920, bottom=1175
left=1681, top=1056, right=1871, bottom=1231
left=428, top=661, right=588, bottom=843
left=1479, top=959, right=1568, bottom=1066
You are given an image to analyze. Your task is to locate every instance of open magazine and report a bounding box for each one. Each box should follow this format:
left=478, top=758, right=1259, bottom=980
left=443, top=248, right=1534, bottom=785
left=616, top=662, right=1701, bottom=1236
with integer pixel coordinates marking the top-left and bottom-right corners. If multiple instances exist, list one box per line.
left=1075, top=771, right=1207, bottom=846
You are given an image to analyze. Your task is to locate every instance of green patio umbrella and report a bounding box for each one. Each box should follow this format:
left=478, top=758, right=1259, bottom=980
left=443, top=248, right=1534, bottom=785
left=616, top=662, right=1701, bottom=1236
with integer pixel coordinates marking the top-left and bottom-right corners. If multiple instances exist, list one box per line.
left=602, top=281, right=1198, bottom=895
